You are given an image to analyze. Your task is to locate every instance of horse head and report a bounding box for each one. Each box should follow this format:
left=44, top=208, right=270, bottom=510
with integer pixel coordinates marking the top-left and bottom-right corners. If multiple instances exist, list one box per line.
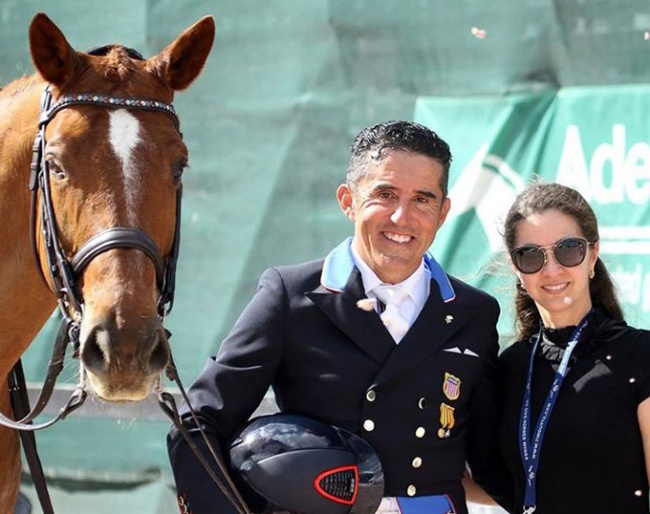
left=27, top=13, right=215, bottom=401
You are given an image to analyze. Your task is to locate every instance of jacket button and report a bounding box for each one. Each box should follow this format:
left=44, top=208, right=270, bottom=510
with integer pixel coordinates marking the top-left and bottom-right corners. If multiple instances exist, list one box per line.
left=412, top=457, right=422, bottom=468
left=415, top=426, right=426, bottom=438
left=366, top=390, right=377, bottom=402
left=418, top=397, right=426, bottom=410
left=363, top=419, right=375, bottom=432
left=407, top=485, right=417, bottom=496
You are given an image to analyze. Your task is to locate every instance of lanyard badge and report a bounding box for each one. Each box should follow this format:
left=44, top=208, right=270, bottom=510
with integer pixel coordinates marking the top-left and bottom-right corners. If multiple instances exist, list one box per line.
left=518, top=310, right=593, bottom=514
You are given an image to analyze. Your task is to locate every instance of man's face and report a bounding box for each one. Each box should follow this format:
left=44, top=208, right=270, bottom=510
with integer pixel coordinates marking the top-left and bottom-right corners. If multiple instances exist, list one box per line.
left=337, top=150, right=451, bottom=284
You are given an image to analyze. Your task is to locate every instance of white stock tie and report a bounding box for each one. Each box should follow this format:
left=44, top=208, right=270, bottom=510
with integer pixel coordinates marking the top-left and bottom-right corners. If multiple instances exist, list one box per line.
left=373, top=284, right=410, bottom=343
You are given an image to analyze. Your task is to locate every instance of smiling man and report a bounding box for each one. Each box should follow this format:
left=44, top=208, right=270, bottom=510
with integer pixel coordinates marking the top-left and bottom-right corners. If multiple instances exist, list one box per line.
left=168, top=121, right=509, bottom=514
left=337, top=126, right=452, bottom=286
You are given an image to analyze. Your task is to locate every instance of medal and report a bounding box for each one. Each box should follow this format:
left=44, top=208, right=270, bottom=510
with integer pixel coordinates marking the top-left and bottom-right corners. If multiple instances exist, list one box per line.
left=438, top=402, right=455, bottom=438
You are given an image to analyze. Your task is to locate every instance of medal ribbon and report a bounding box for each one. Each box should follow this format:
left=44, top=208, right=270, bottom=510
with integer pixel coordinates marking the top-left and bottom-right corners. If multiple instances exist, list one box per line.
left=518, top=310, right=592, bottom=514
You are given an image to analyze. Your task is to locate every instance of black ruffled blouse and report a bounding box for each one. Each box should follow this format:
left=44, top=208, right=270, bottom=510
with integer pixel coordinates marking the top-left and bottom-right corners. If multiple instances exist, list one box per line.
left=496, top=310, right=650, bottom=514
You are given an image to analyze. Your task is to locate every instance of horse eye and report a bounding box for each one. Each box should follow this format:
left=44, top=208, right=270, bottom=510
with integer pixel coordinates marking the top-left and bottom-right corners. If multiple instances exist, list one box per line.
left=46, top=159, right=67, bottom=180
left=173, top=159, right=188, bottom=181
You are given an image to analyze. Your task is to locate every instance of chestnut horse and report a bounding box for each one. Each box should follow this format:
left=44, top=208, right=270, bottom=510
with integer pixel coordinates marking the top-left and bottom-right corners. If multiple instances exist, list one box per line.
left=0, top=13, right=215, bottom=511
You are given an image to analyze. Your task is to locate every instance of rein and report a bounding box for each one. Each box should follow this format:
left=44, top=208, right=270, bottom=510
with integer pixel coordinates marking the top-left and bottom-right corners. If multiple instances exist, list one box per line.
left=159, top=360, right=253, bottom=514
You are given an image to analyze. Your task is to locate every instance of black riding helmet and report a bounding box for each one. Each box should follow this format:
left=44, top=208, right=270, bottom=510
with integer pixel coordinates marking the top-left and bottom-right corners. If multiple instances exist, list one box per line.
left=228, top=414, right=384, bottom=514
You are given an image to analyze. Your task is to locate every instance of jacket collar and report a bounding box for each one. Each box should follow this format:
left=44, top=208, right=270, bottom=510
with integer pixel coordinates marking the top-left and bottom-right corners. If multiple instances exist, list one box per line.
left=320, top=237, right=456, bottom=302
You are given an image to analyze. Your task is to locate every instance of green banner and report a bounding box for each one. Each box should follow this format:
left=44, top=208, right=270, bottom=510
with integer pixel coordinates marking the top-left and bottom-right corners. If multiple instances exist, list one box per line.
left=416, top=86, right=650, bottom=337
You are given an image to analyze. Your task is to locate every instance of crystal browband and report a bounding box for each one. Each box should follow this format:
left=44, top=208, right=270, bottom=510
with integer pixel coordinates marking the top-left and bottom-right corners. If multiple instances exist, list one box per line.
left=42, top=93, right=179, bottom=130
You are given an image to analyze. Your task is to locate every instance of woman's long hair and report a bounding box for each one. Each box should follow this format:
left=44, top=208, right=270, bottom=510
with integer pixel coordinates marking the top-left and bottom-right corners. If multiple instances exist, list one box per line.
left=503, top=182, right=624, bottom=340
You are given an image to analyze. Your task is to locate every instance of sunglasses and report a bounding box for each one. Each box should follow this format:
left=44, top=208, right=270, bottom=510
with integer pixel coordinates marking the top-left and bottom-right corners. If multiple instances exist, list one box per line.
left=510, top=237, right=593, bottom=274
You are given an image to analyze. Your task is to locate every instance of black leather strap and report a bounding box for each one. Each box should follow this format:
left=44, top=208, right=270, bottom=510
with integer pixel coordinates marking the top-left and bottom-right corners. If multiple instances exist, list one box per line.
left=71, top=227, right=165, bottom=288
left=9, top=361, right=55, bottom=514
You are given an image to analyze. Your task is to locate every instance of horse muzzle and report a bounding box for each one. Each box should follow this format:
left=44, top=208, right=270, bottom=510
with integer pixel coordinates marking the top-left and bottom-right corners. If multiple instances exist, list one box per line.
left=79, top=313, right=170, bottom=401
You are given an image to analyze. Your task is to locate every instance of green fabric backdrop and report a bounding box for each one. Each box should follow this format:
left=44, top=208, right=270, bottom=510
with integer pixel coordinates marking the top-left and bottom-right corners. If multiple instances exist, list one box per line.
left=1, top=0, right=648, bottom=511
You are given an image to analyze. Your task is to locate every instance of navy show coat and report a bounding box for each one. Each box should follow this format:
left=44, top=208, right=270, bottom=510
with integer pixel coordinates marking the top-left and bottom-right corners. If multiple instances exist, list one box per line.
left=168, top=239, right=505, bottom=514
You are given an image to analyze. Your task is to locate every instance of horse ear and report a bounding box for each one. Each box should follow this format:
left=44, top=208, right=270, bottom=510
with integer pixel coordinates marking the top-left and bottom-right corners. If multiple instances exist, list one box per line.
left=150, top=16, right=216, bottom=92
left=29, top=13, right=80, bottom=87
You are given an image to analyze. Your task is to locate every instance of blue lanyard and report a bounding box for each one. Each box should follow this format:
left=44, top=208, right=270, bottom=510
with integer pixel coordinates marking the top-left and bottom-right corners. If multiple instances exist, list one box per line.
left=518, top=311, right=592, bottom=514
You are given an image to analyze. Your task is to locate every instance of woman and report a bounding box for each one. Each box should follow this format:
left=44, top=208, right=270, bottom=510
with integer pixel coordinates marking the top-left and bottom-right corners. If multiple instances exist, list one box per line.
left=498, top=182, right=650, bottom=513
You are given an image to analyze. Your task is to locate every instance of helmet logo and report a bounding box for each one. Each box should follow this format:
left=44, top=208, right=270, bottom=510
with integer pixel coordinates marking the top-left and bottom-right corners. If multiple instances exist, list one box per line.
left=314, top=465, right=359, bottom=505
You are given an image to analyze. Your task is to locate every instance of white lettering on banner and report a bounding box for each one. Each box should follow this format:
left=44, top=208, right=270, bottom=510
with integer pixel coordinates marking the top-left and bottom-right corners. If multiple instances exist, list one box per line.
left=626, top=142, right=650, bottom=204
left=437, top=125, right=650, bottom=328
left=556, top=125, right=591, bottom=199
left=591, top=124, right=625, bottom=203
left=556, top=124, right=650, bottom=204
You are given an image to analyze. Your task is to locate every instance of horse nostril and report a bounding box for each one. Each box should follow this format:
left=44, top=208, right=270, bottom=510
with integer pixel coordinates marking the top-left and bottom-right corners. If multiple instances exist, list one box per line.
left=148, top=332, right=170, bottom=374
left=80, top=329, right=108, bottom=375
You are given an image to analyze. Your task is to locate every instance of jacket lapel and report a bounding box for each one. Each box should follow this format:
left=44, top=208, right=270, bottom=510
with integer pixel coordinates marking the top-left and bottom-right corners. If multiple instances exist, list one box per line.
left=371, top=280, right=467, bottom=385
left=307, top=269, right=395, bottom=365
left=308, top=238, right=466, bottom=373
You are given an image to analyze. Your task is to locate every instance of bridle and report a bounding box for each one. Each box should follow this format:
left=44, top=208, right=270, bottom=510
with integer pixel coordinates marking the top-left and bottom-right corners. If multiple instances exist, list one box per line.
left=0, top=49, right=182, bottom=513
left=30, top=45, right=180, bottom=324
left=2, top=46, right=250, bottom=514
left=30, top=86, right=181, bottom=320
left=1, top=82, right=183, bottom=436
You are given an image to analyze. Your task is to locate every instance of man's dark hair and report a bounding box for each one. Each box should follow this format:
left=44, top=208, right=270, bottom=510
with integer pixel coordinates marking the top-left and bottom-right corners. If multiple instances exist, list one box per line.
left=346, top=120, right=452, bottom=196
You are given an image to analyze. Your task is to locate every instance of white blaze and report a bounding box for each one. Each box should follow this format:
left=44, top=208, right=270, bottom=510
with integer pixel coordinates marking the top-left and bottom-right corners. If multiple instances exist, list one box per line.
left=109, top=110, right=142, bottom=223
